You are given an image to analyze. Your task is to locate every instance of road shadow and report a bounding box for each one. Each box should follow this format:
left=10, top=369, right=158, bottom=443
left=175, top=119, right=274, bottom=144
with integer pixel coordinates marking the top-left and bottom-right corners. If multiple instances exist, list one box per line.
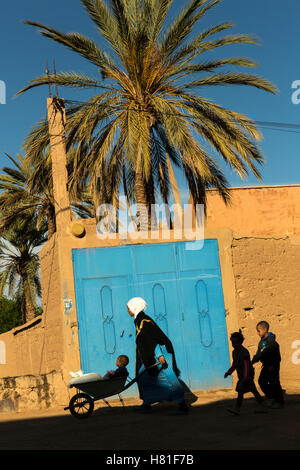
left=0, top=393, right=299, bottom=450
left=179, top=378, right=199, bottom=404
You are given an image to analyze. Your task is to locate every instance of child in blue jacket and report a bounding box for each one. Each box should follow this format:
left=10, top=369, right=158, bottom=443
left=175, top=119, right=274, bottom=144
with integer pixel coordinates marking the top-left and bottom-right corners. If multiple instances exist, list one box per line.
left=252, top=321, right=284, bottom=408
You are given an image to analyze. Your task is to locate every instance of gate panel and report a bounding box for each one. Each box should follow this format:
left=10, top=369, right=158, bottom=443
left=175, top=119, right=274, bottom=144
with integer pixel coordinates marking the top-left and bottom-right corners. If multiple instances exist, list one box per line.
left=72, top=239, right=231, bottom=393
left=177, top=240, right=231, bottom=389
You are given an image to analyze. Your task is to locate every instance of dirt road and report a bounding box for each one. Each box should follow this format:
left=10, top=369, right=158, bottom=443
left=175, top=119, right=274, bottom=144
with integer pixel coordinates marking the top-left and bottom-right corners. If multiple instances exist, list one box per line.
left=0, top=389, right=299, bottom=450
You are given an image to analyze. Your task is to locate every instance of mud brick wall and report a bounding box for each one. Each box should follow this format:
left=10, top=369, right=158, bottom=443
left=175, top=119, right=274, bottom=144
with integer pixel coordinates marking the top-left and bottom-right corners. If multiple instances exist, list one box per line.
left=0, top=234, right=64, bottom=379
left=38, top=234, right=65, bottom=374
left=0, top=235, right=69, bottom=412
left=231, top=236, right=300, bottom=388
left=0, top=370, right=69, bottom=413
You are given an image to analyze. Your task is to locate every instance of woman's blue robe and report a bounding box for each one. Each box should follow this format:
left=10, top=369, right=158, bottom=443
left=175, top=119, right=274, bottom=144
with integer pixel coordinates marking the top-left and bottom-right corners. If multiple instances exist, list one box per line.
left=134, top=311, right=184, bottom=405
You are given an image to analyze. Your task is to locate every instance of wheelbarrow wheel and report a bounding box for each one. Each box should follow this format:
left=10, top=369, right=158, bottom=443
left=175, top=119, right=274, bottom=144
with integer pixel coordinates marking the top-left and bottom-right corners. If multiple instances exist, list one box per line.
left=69, top=393, right=94, bottom=419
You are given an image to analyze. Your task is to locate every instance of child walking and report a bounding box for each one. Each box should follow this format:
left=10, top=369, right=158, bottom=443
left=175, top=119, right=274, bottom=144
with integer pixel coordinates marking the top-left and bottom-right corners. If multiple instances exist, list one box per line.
left=252, top=321, right=284, bottom=409
left=224, top=331, right=265, bottom=415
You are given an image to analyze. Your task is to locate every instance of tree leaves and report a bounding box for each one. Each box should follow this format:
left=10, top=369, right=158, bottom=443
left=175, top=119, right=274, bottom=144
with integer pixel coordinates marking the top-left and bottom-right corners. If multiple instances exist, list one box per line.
left=16, top=0, right=277, bottom=224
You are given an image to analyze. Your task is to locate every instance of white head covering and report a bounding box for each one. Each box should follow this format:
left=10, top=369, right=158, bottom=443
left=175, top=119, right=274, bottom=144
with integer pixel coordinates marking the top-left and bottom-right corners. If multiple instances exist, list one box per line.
left=127, top=297, right=147, bottom=318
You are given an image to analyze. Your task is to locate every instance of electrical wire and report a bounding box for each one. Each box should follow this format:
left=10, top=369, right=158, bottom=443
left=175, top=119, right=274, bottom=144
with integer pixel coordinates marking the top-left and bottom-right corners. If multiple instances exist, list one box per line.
left=64, top=100, right=300, bottom=134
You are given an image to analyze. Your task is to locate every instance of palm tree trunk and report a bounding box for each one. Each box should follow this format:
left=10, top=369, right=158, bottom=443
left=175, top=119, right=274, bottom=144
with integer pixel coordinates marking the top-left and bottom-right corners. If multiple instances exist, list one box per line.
left=25, top=298, right=36, bottom=323
left=20, top=287, right=36, bottom=323
left=146, top=163, right=158, bottom=231
left=92, top=174, right=101, bottom=222
left=167, top=157, right=184, bottom=212
left=19, top=273, right=37, bottom=323
left=121, top=159, right=137, bottom=231
left=167, top=157, right=185, bottom=234
left=112, top=194, right=119, bottom=233
left=47, top=205, right=56, bottom=239
left=135, top=146, right=150, bottom=232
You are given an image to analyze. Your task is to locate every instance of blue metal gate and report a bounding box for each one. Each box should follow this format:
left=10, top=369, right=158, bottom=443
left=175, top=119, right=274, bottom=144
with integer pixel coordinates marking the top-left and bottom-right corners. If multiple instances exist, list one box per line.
left=72, top=239, right=232, bottom=394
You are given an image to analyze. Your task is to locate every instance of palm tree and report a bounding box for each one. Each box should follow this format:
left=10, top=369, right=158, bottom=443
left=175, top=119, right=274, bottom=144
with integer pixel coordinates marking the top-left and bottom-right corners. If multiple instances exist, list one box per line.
left=0, top=152, right=95, bottom=238
left=0, top=214, right=47, bottom=323
left=0, top=153, right=57, bottom=238
left=17, top=0, right=277, bottom=230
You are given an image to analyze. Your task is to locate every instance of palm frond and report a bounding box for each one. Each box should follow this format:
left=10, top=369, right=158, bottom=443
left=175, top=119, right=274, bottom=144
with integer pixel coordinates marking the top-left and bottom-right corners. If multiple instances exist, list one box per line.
left=17, top=0, right=277, bottom=230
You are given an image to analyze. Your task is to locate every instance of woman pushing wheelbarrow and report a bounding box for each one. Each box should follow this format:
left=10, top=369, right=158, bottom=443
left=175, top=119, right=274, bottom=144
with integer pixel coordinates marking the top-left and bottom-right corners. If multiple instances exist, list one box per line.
left=127, top=297, right=189, bottom=415
left=65, top=297, right=188, bottom=418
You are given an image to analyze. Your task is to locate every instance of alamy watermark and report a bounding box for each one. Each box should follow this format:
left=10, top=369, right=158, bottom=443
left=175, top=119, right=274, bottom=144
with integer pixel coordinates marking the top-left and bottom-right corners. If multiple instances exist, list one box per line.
left=96, top=197, right=204, bottom=250
left=291, top=340, right=300, bottom=365
left=291, top=80, right=300, bottom=104
left=0, top=80, right=6, bottom=104
left=0, top=341, right=5, bottom=364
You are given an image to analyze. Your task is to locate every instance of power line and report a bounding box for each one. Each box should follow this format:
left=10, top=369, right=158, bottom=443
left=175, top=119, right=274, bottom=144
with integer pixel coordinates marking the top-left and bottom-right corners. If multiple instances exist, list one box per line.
left=256, top=126, right=300, bottom=135
left=65, top=100, right=300, bottom=134
left=255, top=120, right=300, bottom=134
left=256, top=121, right=300, bottom=129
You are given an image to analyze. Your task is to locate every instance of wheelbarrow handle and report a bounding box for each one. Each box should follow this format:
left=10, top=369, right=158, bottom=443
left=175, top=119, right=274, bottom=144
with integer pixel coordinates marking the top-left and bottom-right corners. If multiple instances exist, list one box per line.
left=145, top=361, right=161, bottom=370
left=138, top=361, right=165, bottom=377
left=122, top=362, right=163, bottom=391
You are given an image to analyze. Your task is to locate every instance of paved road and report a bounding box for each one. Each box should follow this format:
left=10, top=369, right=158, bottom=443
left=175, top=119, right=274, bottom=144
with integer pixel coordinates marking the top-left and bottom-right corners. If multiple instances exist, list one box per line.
left=0, top=390, right=299, bottom=450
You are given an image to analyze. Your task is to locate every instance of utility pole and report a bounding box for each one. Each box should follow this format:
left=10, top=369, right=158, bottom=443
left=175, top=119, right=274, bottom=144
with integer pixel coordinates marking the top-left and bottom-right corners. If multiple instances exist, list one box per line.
left=47, top=96, right=71, bottom=232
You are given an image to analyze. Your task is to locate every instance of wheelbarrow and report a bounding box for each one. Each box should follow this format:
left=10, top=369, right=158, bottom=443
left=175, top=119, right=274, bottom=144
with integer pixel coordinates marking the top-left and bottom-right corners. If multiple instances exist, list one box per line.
left=64, top=362, right=161, bottom=419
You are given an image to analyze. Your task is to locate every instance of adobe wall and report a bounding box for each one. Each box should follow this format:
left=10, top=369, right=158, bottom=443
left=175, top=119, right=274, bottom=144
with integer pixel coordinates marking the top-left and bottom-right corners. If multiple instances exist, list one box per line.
left=0, top=370, right=69, bottom=413
left=0, top=184, right=299, bottom=412
left=205, top=184, right=300, bottom=237
left=0, top=235, right=70, bottom=411
left=206, top=186, right=300, bottom=389
left=0, top=236, right=64, bottom=377
left=230, top=235, right=300, bottom=388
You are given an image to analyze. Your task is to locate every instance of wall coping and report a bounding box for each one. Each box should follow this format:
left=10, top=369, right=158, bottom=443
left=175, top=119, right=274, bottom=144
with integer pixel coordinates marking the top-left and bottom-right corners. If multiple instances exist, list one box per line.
left=206, top=184, right=300, bottom=191
left=12, top=316, right=42, bottom=336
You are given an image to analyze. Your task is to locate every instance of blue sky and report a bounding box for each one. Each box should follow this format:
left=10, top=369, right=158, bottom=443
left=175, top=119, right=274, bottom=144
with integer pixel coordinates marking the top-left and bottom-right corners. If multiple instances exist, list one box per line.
left=0, top=0, right=300, bottom=199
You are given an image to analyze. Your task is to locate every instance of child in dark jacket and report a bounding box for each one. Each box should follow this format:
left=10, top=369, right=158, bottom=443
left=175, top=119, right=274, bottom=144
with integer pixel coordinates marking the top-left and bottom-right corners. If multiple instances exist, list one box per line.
left=252, top=321, right=284, bottom=408
left=103, top=355, right=129, bottom=379
left=224, top=331, right=265, bottom=415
